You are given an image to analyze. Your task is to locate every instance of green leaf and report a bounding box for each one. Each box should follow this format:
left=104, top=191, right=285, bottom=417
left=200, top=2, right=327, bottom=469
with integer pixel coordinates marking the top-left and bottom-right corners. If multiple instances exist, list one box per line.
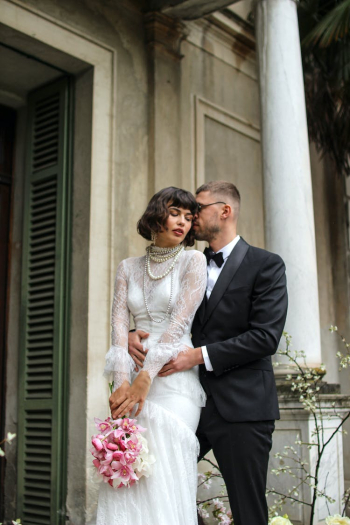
left=302, top=0, right=350, bottom=48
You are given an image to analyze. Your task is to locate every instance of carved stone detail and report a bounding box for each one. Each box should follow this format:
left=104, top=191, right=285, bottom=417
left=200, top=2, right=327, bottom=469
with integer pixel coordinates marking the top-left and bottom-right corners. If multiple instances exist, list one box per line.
left=144, top=12, right=187, bottom=60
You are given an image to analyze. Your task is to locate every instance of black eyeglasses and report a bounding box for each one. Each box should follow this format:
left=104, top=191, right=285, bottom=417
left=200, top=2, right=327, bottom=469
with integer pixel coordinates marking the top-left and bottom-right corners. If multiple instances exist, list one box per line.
left=196, top=201, right=226, bottom=212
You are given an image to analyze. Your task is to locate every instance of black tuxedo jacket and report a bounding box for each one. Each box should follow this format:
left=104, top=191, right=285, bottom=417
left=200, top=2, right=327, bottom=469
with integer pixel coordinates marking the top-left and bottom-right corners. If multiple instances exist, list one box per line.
left=192, top=238, right=288, bottom=423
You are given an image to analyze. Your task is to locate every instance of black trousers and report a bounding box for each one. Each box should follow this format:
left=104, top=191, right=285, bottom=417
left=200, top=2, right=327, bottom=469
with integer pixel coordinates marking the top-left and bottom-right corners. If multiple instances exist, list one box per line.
left=196, top=396, right=275, bottom=525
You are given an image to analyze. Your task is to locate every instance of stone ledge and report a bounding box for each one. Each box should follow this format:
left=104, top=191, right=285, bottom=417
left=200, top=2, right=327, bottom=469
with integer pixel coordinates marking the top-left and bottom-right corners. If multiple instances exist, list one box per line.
left=277, top=381, right=341, bottom=396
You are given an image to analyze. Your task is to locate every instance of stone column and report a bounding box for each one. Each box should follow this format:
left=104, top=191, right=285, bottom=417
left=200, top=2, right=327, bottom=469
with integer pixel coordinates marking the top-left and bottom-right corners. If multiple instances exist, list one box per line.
left=255, top=0, right=322, bottom=368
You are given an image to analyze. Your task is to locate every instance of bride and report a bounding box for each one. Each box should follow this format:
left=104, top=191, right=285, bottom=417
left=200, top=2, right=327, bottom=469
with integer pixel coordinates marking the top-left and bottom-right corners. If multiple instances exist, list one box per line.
left=96, top=187, right=207, bottom=525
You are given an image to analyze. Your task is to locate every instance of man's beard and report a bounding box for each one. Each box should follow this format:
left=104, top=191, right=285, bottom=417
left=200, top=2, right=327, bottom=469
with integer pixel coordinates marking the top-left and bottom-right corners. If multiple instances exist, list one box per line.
left=194, top=224, right=220, bottom=243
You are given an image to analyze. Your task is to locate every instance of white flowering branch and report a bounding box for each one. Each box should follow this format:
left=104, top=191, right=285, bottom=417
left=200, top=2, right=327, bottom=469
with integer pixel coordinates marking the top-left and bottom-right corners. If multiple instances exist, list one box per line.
left=197, top=458, right=233, bottom=523
left=268, top=329, right=350, bottom=524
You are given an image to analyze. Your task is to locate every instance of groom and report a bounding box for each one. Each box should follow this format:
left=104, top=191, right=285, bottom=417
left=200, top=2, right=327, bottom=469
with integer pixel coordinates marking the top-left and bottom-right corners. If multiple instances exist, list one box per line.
left=129, top=180, right=288, bottom=525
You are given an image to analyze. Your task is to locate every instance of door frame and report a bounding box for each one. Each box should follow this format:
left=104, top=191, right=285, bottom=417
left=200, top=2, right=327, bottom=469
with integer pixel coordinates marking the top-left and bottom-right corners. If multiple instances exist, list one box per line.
left=1, top=0, right=117, bottom=516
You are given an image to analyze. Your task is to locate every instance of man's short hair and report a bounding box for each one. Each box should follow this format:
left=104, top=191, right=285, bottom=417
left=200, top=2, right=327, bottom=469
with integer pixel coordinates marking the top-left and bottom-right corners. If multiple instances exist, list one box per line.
left=196, top=181, right=241, bottom=212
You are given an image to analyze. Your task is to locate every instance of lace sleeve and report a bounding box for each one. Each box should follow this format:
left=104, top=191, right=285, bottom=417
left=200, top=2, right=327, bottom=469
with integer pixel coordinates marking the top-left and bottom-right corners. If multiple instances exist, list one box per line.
left=142, top=251, right=207, bottom=381
left=103, top=260, right=134, bottom=389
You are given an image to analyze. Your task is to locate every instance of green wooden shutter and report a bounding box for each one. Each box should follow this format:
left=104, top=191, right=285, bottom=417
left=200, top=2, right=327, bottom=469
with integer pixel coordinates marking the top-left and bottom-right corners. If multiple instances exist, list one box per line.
left=17, top=77, right=72, bottom=525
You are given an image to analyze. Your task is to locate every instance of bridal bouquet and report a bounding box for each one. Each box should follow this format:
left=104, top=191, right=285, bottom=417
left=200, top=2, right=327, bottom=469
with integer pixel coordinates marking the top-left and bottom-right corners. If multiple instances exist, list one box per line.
left=90, top=416, right=155, bottom=488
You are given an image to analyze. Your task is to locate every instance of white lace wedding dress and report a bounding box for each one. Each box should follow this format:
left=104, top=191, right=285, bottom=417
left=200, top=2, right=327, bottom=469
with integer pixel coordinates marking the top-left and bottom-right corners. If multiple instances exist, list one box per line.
left=96, top=248, right=207, bottom=525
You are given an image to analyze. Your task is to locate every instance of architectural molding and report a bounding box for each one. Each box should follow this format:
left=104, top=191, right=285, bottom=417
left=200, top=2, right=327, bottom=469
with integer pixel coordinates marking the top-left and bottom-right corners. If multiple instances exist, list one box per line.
left=149, top=0, right=235, bottom=20
left=185, top=18, right=257, bottom=81
left=194, top=96, right=260, bottom=188
left=144, top=11, right=187, bottom=60
left=208, top=9, right=255, bottom=47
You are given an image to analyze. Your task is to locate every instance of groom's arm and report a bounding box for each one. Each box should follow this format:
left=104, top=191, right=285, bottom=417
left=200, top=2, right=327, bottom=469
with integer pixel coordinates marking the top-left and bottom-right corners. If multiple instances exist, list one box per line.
left=158, top=253, right=287, bottom=377
left=206, top=253, right=288, bottom=376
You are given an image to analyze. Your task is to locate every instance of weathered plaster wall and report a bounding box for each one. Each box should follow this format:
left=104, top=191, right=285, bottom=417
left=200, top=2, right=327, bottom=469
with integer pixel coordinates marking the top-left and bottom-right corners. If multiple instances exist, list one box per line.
left=180, top=19, right=265, bottom=247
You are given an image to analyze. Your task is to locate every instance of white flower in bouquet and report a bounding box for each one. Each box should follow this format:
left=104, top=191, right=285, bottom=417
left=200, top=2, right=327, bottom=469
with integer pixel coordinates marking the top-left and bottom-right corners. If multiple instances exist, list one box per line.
left=326, top=515, right=350, bottom=524
left=133, top=434, right=155, bottom=479
left=270, top=515, right=293, bottom=525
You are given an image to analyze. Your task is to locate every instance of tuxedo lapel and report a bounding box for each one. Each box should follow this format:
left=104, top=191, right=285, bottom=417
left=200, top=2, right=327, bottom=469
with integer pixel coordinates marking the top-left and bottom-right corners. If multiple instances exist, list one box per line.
left=197, top=294, right=206, bottom=325
left=202, top=238, right=249, bottom=327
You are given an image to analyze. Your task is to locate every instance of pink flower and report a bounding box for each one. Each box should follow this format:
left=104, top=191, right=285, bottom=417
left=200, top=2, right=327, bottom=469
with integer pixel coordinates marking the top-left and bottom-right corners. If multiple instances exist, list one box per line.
left=100, top=465, right=114, bottom=479
left=107, top=443, right=119, bottom=451
left=94, top=417, right=113, bottom=433
left=113, top=464, right=138, bottom=486
left=111, top=460, right=122, bottom=470
left=125, top=435, right=142, bottom=454
left=115, top=435, right=127, bottom=451
left=121, top=418, right=135, bottom=432
left=113, top=450, right=124, bottom=461
left=92, top=459, right=101, bottom=469
left=124, top=451, right=137, bottom=464
left=92, top=438, right=103, bottom=452
left=100, top=450, right=114, bottom=465
left=121, top=418, right=146, bottom=434
left=112, top=428, right=126, bottom=441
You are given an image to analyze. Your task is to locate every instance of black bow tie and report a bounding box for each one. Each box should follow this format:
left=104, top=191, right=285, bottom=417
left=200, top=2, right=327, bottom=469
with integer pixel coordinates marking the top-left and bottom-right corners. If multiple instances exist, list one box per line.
left=204, top=247, right=224, bottom=268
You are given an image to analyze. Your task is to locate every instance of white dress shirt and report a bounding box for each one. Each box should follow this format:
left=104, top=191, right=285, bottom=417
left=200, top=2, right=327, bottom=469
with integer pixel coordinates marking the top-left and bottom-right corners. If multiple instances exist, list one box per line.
left=201, top=236, right=240, bottom=372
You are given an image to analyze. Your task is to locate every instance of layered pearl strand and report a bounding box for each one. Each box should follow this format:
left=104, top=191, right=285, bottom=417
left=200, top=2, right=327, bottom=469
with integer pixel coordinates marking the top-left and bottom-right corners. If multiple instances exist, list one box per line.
left=144, top=243, right=184, bottom=323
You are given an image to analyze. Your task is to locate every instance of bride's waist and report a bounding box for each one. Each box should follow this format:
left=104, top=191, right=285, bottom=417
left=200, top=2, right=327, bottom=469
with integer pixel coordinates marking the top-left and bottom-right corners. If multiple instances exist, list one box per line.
left=137, top=329, right=192, bottom=346
left=136, top=366, right=205, bottom=406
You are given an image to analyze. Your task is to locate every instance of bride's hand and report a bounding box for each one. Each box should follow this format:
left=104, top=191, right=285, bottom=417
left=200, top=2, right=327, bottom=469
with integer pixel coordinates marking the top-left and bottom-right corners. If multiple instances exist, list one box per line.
left=109, top=380, right=130, bottom=418
left=110, top=372, right=151, bottom=419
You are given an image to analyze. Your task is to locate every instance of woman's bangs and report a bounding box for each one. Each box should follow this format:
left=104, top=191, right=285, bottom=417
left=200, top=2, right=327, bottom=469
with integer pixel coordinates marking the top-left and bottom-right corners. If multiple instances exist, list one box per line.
left=169, top=190, right=197, bottom=215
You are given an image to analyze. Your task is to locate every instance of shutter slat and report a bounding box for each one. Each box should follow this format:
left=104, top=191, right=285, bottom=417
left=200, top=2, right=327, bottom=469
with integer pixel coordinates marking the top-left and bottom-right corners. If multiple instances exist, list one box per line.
left=28, top=275, right=55, bottom=286
left=30, top=226, right=56, bottom=239
left=29, top=259, right=55, bottom=271
left=27, top=317, right=54, bottom=325
left=31, top=202, right=56, bottom=215
left=30, top=246, right=55, bottom=257
left=31, top=218, right=56, bottom=231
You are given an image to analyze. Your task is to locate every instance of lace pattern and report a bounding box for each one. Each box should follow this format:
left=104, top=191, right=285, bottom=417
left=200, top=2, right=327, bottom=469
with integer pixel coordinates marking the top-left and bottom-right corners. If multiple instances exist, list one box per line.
left=142, top=251, right=207, bottom=380
left=104, top=249, right=207, bottom=389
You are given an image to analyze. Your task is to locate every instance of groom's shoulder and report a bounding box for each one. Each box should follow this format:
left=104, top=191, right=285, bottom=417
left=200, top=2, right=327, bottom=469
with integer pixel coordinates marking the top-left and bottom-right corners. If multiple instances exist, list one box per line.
left=243, top=240, right=285, bottom=268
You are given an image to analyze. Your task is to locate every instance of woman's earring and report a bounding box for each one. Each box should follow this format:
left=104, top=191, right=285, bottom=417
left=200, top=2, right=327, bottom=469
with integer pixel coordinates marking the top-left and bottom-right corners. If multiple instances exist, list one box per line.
left=151, top=230, right=157, bottom=244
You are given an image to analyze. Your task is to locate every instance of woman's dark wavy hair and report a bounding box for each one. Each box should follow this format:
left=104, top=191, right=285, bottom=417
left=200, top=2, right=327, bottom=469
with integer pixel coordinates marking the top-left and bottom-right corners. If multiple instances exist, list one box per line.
left=137, top=187, right=198, bottom=247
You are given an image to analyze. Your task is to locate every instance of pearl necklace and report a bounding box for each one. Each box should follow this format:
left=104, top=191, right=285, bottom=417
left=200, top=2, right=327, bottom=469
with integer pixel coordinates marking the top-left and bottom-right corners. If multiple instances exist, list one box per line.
left=143, top=244, right=184, bottom=323
left=146, top=244, right=183, bottom=278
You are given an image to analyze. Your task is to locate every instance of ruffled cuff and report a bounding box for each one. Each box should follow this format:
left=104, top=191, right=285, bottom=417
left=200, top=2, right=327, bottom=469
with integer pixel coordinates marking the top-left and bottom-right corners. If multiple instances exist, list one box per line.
left=103, top=345, right=135, bottom=389
left=142, top=341, right=189, bottom=382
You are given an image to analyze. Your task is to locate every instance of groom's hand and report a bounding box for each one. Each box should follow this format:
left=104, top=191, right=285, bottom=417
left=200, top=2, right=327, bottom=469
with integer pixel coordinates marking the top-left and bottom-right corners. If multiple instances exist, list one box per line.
left=128, top=329, right=149, bottom=371
left=158, top=347, right=204, bottom=377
